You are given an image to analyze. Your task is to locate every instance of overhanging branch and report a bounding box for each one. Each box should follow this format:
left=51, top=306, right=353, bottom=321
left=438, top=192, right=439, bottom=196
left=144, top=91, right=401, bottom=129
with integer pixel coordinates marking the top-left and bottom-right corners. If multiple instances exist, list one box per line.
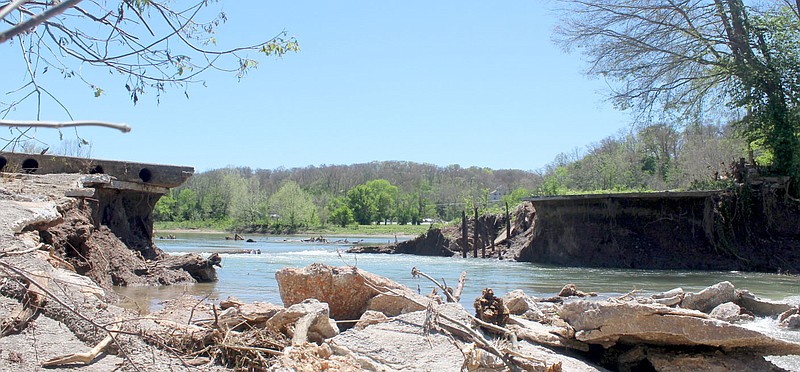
left=0, top=120, right=131, bottom=133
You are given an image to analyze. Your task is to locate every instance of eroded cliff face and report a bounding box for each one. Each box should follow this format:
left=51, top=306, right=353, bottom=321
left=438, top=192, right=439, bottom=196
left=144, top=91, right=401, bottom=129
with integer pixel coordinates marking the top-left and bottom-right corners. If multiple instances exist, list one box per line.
left=515, top=185, right=800, bottom=273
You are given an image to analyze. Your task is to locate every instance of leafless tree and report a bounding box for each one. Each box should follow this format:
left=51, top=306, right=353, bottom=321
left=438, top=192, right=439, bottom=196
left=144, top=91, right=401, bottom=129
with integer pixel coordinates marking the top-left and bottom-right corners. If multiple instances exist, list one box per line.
left=556, top=0, right=800, bottom=177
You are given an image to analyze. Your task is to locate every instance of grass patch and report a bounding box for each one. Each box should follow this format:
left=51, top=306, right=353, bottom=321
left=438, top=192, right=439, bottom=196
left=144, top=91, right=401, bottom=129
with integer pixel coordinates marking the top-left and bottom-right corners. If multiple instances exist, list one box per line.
left=154, top=220, right=435, bottom=236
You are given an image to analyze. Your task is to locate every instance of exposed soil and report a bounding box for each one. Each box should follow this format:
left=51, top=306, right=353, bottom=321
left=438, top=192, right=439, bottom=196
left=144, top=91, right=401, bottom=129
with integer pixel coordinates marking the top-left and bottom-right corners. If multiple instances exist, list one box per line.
left=353, top=182, right=800, bottom=274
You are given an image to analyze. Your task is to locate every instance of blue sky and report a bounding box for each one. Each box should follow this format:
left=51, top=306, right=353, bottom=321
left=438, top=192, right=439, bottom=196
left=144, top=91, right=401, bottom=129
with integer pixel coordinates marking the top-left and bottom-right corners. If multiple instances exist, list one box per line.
left=1, top=1, right=630, bottom=172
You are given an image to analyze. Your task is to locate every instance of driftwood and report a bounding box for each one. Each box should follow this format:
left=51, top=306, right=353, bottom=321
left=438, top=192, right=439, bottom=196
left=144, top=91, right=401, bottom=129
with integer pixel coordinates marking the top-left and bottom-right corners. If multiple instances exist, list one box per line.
left=453, top=271, right=467, bottom=302
left=41, top=333, right=114, bottom=367
left=0, top=273, right=47, bottom=336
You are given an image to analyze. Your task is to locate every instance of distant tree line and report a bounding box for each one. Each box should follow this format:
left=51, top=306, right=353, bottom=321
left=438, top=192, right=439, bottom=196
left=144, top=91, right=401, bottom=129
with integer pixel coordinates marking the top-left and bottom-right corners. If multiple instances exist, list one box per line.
left=536, top=121, right=746, bottom=195
left=154, top=161, right=540, bottom=232
left=155, top=119, right=748, bottom=232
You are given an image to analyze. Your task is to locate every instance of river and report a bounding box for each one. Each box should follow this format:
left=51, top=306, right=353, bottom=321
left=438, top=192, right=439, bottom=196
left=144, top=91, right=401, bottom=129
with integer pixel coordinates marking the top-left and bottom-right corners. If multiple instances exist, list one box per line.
left=114, top=232, right=800, bottom=369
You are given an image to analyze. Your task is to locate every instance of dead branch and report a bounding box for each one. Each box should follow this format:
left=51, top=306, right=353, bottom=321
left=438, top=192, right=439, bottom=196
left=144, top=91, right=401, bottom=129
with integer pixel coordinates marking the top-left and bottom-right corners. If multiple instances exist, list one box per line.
left=0, top=119, right=131, bottom=133
left=411, top=267, right=458, bottom=303
left=41, top=333, right=114, bottom=367
left=453, top=271, right=467, bottom=302
left=0, top=0, right=83, bottom=44
left=0, top=274, right=47, bottom=336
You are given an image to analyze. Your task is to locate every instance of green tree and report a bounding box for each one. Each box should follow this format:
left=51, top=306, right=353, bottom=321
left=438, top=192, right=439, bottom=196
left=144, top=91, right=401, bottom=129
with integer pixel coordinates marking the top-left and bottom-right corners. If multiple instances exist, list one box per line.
left=268, top=180, right=316, bottom=232
left=328, top=197, right=354, bottom=228
left=365, top=179, right=398, bottom=224
left=557, top=0, right=800, bottom=189
left=395, top=193, right=418, bottom=225
left=154, top=193, right=177, bottom=221
left=347, top=184, right=375, bottom=225
left=176, top=189, right=200, bottom=221
left=226, top=174, right=268, bottom=230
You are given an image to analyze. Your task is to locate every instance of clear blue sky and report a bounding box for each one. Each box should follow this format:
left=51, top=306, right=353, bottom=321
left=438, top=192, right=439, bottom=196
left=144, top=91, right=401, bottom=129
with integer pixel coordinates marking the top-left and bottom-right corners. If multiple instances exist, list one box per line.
left=2, top=1, right=630, bottom=173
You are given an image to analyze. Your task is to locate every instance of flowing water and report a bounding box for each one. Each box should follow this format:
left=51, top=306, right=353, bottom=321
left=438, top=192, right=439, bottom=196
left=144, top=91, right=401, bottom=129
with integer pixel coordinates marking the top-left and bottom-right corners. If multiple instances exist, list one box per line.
left=114, top=232, right=800, bottom=369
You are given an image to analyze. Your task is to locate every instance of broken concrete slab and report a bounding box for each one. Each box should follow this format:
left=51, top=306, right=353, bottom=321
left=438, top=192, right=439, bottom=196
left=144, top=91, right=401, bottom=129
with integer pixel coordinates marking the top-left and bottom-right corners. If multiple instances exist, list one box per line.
left=680, top=281, right=736, bottom=313
left=559, top=300, right=800, bottom=355
left=736, top=289, right=793, bottom=317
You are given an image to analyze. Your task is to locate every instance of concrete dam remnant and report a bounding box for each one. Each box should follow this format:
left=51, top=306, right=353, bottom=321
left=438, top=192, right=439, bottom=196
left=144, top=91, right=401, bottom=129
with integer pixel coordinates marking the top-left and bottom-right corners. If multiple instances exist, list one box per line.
left=0, top=151, right=217, bottom=286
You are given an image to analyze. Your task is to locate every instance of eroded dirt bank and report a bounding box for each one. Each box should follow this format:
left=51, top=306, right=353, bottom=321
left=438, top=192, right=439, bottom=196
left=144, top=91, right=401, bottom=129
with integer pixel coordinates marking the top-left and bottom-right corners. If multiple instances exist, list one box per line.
left=354, top=182, right=800, bottom=274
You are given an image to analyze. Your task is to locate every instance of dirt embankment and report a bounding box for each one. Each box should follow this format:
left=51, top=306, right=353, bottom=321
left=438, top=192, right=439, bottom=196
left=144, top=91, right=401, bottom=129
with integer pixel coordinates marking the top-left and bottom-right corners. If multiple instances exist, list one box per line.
left=0, top=173, right=223, bottom=370
left=354, top=183, right=800, bottom=273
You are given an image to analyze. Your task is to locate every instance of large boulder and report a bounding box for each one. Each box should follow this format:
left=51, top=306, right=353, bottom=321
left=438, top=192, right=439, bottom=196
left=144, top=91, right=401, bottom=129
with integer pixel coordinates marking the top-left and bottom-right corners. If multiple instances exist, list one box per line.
left=709, top=302, right=753, bottom=323
left=275, top=263, right=428, bottom=321
left=503, top=289, right=536, bottom=315
left=559, top=300, right=800, bottom=355
left=680, top=281, right=735, bottom=313
left=735, top=289, right=793, bottom=317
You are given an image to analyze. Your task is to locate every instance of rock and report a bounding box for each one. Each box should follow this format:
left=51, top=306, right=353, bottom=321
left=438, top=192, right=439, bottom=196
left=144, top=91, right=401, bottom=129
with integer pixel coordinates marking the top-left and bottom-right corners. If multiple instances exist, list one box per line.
left=646, top=348, right=787, bottom=372
left=559, top=300, right=800, bottom=354
left=217, top=301, right=283, bottom=330
left=651, top=288, right=684, bottom=306
left=619, top=347, right=787, bottom=372
left=266, top=299, right=338, bottom=345
left=159, top=253, right=219, bottom=282
left=365, top=293, right=426, bottom=317
left=652, top=288, right=684, bottom=299
left=329, top=304, right=469, bottom=371
left=778, top=307, right=798, bottom=323
left=558, top=283, right=596, bottom=297
left=709, top=302, right=753, bottom=323
left=652, top=295, right=683, bottom=307
left=503, top=289, right=536, bottom=315
left=353, top=310, right=388, bottom=331
left=275, top=263, right=428, bottom=321
left=736, top=289, right=793, bottom=317
left=681, top=281, right=735, bottom=313
left=508, top=316, right=587, bottom=351
left=219, top=296, right=244, bottom=310
left=781, top=314, right=800, bottom=329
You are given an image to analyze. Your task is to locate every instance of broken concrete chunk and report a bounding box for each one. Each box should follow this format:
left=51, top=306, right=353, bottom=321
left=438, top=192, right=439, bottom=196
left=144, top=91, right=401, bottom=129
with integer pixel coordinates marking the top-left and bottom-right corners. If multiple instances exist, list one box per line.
left=681, top=281, right=735, bottom=313
left=559, top=300, right=800, bottom=355
left=353, top=310, right=388, bottom=331
left=652, top=295, right=683, bottom=307
left=736, top=289, right=793, bottom=317
left=275, top=263, right=429, bottom=321
left=266, top=299, right=338, bottom=345
left=503, top=289, right=537, bottom=315
left=781, top=314, right=800, bottom=330
left=709, top=302, right=754, bottom=323
left=652, top=287, right=684, bottom=300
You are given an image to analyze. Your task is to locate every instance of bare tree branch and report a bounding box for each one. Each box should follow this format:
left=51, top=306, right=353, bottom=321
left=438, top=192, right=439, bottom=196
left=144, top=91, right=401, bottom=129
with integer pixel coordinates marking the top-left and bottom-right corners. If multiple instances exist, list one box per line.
left=0, top=0, right=83, bottom=44
left=0, top=119, right=131, bottom=133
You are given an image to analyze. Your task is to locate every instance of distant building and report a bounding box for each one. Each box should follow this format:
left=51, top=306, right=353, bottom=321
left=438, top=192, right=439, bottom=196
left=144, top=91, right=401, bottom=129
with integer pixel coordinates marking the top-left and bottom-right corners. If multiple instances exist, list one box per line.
left=489, top=186, right=507, bottom=204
